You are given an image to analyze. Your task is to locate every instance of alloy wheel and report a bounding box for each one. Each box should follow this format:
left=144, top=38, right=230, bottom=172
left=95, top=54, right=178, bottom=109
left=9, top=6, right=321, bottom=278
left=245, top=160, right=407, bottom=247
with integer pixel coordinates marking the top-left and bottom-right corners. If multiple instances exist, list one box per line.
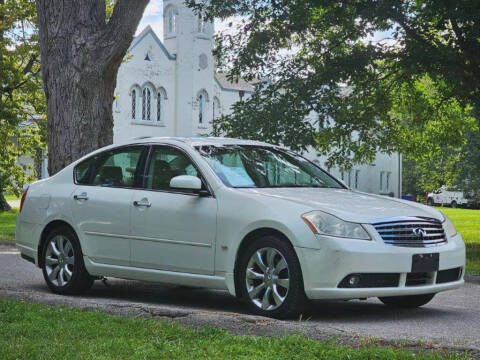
left=245, top=247, right=290, bottom=311
left=45, top=235, right=75, bottom=287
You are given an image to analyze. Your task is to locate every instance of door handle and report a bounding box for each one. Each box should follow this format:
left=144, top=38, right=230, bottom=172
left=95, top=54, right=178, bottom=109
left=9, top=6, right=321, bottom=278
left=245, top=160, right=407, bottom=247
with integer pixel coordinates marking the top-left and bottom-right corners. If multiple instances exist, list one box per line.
left=74, top=193, right=89, bottom=201
left=133, top=200, right=152, bottom=208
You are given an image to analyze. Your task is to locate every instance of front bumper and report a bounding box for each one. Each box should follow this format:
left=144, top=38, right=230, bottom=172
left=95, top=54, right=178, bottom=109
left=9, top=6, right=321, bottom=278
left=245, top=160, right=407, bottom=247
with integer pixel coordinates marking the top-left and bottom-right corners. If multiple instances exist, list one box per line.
left=296, top=232, right=465, bottom=300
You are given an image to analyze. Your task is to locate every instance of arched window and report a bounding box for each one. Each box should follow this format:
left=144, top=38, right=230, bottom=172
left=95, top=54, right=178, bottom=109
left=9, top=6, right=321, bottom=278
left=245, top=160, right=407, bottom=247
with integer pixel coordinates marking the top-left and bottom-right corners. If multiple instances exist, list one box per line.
left=213, top=97, right=221, bottom=120
left=131, top=89, right=136, bottom=120
left=156, top=88, right=167, bottom=124
left=142, top=87, right=151, bottom=121
left=196, top=90, right=210, bottom=126
left=166, top=6, right=177, bottom=35
left=197, top=14, right=207, bottom=33
left=198, top=94, right=205, bottom=124
left=157, top=92, right=162, bottom=122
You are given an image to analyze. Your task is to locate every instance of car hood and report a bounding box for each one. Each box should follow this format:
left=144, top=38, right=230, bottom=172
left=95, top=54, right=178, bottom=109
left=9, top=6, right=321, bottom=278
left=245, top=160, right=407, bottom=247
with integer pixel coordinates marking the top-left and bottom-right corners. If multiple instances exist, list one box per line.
left=239, top=188, right=443, bottom=224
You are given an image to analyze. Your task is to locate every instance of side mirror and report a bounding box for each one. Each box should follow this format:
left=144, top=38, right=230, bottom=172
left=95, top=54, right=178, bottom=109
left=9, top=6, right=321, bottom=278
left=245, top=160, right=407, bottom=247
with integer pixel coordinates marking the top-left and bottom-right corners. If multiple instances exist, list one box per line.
left=170, top=175, right=202, bottom=191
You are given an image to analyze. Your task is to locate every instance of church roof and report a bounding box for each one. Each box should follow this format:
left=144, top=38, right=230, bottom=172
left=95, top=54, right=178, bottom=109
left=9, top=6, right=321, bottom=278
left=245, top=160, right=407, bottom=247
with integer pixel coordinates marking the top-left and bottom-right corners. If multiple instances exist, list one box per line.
left=215, top=72, right=255, bottom=93
left=130, top=25, right=176, bottom=61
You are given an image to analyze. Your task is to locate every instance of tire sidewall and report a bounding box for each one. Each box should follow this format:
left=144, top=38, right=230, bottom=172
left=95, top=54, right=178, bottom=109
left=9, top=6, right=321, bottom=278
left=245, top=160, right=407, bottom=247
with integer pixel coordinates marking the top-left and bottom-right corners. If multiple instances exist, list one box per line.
left=236, top=236, right=306, bottom=319
left=41, top=225, right=91, bottom=295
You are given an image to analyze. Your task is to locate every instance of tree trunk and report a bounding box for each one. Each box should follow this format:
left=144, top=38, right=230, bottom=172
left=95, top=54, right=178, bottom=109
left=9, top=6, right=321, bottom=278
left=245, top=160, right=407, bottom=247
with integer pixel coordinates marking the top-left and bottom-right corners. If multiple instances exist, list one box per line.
left=35, top=0, right=149, bottom=175
left=0, top=193, right=11, bottom=212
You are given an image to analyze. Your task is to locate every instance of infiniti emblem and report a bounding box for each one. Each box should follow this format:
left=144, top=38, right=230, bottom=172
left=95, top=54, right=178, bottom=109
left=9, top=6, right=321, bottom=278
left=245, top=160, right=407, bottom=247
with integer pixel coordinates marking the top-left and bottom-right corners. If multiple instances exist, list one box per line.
left=413, top=227, right=427, bottom=239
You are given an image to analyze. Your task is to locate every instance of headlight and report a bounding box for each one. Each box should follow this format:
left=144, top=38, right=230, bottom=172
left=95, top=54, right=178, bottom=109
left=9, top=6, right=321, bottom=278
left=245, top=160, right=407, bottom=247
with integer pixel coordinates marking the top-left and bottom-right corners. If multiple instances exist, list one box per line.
left=442, top=215, right=457, bottom=238
left=302, top=211, right=371, bottom=240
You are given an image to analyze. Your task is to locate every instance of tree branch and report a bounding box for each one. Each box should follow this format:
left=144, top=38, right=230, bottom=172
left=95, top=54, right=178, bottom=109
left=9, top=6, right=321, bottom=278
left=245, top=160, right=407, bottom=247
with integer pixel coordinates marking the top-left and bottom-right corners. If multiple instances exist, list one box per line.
left=99, top=0, right=149, bottom=66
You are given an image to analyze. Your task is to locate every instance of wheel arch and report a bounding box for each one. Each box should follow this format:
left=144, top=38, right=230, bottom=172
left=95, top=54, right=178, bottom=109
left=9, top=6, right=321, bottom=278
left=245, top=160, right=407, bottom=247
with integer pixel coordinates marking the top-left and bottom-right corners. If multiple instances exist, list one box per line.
left=37, top=220, right=78, bottom=268
left=232, top=227, right=302, bottom=298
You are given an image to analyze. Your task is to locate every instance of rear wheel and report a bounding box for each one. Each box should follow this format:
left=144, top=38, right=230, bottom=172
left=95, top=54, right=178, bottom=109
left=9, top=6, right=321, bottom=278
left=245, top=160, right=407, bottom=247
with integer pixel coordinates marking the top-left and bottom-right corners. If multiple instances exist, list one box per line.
left=379, top=293, right=435, bottom=308
left=426, top=198, right=434, bottom=206
left=236, top=236, right=307, bottom=319
left=41, top=225, right=94, bottom=295
left=451, top=200, right=457, bottom=208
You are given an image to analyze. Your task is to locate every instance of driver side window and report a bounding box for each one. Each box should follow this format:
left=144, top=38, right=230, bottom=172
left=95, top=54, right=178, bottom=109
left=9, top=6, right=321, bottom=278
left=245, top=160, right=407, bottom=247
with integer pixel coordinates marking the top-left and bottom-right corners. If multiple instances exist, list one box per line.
left=146, top=147, right=199, bottom=191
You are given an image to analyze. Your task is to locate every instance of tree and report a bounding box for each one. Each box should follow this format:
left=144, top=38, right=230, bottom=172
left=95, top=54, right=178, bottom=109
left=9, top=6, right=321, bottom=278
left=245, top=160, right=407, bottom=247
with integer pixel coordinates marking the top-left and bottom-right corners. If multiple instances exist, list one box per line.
left=35, top=0, right=149, bottom=175
left=0, top=0, right=45, bottom=211
left=191, top=0, right=480, bottom=169
left=456, top=116, right=480, bottom=193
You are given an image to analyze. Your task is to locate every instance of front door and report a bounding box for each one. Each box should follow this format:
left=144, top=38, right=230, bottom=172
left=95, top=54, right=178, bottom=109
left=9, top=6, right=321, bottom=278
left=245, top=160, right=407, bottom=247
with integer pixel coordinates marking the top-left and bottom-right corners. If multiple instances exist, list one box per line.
left=71, top=145, right=147, bottom=266
left=130, top=145, right=217, bottom=275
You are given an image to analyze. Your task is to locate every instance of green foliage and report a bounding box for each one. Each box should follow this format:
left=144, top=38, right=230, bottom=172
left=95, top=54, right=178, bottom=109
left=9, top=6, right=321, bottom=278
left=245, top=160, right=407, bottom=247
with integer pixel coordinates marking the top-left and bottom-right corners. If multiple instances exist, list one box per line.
left=389, top=76, right=477, bottom=193
left=0, top=299, right=471, bottom=359
left=0, top=0, right=45, bottom=208
left=0, top=207, right=18, bottom=241
left=436, top=207, right=480, bottom=275
left=192, top=0, right=480, bottom=171
left=105, top=0, right=116, bottom=21
left=456, top=117, right=480, bottom=193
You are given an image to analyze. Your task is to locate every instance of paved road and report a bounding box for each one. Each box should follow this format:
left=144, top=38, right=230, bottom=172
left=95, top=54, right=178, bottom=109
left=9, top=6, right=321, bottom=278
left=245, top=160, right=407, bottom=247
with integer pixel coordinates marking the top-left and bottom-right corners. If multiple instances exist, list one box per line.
left=7, top=200, right=20, bottom=208
left=1, top=245, right=479, bottom=352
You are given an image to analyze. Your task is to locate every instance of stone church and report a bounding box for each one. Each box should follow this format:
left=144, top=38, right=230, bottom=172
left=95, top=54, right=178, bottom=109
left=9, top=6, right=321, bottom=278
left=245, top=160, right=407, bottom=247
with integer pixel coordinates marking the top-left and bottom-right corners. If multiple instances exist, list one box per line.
left=112, top=0, right=402, bottom=197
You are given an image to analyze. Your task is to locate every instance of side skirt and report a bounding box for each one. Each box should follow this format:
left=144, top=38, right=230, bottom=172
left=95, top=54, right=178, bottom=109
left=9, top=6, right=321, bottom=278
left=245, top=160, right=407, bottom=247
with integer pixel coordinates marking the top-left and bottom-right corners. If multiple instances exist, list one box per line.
left=84, top=257, right=229, bottom=291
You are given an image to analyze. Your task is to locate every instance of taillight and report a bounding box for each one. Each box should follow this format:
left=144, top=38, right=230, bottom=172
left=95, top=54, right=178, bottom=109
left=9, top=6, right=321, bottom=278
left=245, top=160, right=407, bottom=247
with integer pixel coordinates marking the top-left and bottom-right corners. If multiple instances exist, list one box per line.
left=19, top=187, right=28, bottom=213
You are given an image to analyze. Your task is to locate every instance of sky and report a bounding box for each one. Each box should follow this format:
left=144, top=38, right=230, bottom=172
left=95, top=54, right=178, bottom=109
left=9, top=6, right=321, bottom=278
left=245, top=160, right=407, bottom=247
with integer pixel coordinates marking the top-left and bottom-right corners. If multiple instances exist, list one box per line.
left=136, top=0, right=236, bottom=38
left=136, top=1, right=395, bottom=47
left=136, top=0, right=164, bottom=36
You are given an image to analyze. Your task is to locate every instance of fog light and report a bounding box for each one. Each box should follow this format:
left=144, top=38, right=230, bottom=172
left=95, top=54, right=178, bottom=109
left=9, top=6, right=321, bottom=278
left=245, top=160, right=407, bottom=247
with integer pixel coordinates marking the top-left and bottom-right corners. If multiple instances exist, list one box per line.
left=348, top=275, right=360, bottom=287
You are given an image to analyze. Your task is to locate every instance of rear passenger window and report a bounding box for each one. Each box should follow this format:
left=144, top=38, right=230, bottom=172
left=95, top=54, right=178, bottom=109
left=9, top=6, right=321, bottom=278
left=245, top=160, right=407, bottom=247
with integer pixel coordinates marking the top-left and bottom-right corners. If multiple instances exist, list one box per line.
left=74, top=157, right=95, bottom=185
left=91, top=147, right=144, bottom=187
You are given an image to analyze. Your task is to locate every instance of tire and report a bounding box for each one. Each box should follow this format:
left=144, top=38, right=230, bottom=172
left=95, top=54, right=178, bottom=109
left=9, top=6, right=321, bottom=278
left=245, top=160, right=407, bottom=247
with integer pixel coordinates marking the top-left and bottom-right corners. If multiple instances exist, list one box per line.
left=379, top=293, right=435, bottom=308
left=451, top=201, right=457, bottom=208
left=41, top=225, right=94, bottom=295
left=236, top=235, right=307, bottom=319
left=427, top=198, right=434, bottom=206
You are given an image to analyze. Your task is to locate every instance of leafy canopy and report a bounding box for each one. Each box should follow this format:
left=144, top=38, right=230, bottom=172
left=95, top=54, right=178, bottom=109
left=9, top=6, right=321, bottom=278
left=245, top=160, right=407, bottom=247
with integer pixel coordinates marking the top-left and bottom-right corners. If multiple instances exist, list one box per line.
left=0, top=0, right=45, bottom=210
left=190, top=0, right=479, bottom=173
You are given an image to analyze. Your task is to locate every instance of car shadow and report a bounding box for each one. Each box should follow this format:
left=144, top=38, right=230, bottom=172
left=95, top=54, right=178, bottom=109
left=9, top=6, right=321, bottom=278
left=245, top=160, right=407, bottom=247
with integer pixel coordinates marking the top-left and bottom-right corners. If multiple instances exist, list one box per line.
left=29, top=277, right=454, bottom=322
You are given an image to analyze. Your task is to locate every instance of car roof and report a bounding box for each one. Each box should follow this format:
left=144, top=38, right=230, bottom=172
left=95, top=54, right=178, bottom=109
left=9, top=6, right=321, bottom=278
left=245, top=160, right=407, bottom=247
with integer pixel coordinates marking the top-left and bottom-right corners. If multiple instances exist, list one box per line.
left=122, top=136, right=276, bottom=148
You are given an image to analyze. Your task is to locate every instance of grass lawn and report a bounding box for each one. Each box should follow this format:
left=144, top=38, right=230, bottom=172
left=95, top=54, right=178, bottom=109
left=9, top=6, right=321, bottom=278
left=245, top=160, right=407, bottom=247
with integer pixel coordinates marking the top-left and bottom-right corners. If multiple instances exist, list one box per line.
left=0, top=208, right=18, bottom=241
left=0, top=299, right=470, bottom=360
left=436, top=207, right=480, bottom=275
left=4, top=193, right=20, bottom=201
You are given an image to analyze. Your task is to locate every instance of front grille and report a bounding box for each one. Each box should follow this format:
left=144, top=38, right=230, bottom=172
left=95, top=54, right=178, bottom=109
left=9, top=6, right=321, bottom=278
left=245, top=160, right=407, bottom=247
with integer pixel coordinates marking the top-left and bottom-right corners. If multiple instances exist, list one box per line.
left=372, top=217, right=447, bottom=248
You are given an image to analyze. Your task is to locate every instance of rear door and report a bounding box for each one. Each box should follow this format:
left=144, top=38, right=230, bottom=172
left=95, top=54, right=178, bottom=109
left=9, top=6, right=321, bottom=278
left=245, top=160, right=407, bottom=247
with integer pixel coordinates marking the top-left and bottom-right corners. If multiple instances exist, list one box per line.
left=71, top=145, right=148, bottom=266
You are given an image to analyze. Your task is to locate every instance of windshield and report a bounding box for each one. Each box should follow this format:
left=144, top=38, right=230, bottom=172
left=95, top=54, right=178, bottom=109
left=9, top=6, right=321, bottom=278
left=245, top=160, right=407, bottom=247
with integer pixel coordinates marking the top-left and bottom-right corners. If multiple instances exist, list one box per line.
left=196, top=145, right=344, bottom=189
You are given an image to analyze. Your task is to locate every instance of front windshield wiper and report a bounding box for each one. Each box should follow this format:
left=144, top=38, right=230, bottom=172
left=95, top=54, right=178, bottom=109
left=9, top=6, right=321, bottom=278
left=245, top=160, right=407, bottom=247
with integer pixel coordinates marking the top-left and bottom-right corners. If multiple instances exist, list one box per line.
left=259, top=184, right=339, bottom=189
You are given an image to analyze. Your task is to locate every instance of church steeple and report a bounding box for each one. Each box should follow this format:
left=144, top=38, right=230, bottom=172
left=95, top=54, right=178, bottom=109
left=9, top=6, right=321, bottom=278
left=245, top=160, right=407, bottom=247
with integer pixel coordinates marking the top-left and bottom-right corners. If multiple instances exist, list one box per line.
left=163, top=0, right=213, bottom=56
left=163, top=0, right=215, bottom=136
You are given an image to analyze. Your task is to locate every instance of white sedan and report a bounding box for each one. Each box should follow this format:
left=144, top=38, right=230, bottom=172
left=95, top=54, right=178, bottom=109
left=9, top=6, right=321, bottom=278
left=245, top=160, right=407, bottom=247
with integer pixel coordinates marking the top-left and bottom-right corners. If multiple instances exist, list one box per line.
left=16, top=137, right=465, bottom=318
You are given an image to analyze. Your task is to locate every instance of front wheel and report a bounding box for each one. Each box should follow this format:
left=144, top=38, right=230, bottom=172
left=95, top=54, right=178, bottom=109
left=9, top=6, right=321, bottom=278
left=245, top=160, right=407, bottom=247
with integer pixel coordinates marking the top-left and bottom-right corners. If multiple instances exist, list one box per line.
left=41, top=225, right=94, bottom=295
left=236, top=236, right=307, bottom=319
left=379, top=293, right=435, bottom=308
left=427, top=198, right=434, bottom=206
left=451, top=201, right=457, bottom=208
